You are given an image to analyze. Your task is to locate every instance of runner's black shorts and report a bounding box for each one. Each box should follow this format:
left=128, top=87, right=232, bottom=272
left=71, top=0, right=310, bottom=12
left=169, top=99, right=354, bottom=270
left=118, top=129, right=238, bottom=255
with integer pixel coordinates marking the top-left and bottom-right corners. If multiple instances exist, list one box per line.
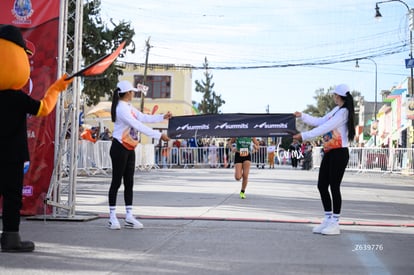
left=234, top=152, right=251, bottom=164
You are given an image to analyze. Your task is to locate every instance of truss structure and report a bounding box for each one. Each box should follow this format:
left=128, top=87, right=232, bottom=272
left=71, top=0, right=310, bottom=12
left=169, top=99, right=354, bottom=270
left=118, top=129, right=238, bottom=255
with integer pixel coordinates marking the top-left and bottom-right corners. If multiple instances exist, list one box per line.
left=41, top=0, right=95, bottom=220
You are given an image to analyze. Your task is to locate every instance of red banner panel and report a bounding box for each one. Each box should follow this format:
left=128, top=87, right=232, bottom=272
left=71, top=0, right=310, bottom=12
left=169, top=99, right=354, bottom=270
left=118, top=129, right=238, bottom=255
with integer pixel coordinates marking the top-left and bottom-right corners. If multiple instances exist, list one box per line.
left=0, top=0, right=60, bottom=215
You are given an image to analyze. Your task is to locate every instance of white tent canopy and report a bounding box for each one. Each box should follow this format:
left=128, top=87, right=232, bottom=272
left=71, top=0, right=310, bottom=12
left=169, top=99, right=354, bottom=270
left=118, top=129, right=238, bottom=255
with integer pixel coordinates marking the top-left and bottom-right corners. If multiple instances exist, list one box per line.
left=86, top=101, right=111, bottom=118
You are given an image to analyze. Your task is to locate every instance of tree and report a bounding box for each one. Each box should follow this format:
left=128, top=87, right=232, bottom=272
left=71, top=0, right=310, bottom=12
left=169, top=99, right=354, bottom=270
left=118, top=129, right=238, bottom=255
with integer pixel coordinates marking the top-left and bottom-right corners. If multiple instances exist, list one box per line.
left=194, top=57, right=225, bottom=114
left=68, top=0, right=135, bottom=106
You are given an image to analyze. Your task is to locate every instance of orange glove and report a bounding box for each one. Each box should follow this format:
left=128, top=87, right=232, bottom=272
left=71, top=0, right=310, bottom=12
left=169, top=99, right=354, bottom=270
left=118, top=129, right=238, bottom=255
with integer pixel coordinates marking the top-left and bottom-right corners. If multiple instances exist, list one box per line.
left=37, top=74, right=73, bottom=117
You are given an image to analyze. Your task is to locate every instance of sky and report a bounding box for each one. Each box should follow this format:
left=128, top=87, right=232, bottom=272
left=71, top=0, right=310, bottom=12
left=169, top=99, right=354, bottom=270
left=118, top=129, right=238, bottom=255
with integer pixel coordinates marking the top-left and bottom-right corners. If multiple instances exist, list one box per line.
left=100, top=0, right=412, bottom=114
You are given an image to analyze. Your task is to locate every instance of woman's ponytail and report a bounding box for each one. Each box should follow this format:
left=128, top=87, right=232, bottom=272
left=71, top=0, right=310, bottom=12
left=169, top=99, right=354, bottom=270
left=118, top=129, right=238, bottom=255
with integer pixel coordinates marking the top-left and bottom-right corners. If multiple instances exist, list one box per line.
left=111, top=88, right=120, bottom=122
left=344, top=92, right=355, bottom=141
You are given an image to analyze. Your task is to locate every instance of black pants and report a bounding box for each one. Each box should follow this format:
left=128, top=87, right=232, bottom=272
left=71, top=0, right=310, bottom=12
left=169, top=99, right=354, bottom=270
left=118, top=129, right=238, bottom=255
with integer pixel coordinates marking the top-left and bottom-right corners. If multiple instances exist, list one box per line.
left=291, top=157, right=299, bottom=168
left=0, top=161, right=24, bottom=232
left=317, top=148, right=349, bottom=214
left=109, top=139, right=136, bottom=207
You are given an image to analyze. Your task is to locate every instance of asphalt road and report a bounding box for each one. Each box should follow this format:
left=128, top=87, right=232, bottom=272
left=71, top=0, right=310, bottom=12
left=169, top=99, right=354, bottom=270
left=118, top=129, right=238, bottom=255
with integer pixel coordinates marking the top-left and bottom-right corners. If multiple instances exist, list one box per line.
left=1, top=167, right=413, bottom=275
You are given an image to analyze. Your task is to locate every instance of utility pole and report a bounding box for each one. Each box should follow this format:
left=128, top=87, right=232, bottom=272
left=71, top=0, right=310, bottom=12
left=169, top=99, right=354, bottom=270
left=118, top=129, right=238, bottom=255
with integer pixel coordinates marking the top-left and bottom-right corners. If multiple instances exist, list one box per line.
left=141, top=37, right=151, bottom=112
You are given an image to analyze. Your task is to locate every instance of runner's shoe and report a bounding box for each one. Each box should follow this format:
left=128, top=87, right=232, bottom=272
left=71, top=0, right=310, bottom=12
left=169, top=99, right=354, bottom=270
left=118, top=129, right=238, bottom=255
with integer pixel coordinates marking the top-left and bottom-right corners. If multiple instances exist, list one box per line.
left=240, top=192, right=246, bottom=199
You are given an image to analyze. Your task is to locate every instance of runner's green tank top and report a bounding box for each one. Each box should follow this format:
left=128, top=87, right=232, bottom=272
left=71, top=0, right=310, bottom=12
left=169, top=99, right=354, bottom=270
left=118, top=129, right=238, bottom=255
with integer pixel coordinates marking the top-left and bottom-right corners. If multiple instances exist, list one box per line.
left=236, top=137, right=252, bottom=152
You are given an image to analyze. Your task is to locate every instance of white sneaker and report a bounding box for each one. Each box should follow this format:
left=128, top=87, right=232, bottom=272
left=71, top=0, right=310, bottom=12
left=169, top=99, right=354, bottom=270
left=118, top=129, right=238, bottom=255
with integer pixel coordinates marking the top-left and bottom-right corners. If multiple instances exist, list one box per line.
left=108, top=218, right=121, bottom=230
left=312, top=217, right=331, bottom=234
left=321, top=220, right=340, bottom=235
left=125, top=216, right=144, bottom=229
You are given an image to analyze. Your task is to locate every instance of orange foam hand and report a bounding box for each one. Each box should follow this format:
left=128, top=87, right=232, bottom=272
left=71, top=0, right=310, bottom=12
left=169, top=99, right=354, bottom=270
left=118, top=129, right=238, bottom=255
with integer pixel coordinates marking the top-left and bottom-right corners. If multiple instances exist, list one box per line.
left=36, top=74, right=73, bottom=116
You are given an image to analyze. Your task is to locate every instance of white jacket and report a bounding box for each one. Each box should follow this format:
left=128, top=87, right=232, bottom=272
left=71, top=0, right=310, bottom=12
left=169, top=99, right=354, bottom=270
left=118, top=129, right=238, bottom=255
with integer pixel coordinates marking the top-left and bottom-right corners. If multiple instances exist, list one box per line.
left=300, top=106, right=349, bottom=152
left=112, top=101, right=163, bottom=145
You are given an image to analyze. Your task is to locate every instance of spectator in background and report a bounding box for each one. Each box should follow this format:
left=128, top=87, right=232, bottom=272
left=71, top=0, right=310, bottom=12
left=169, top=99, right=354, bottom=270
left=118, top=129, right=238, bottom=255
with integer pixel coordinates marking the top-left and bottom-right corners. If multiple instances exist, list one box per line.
left=161, top=142, right=170, bottom=169
left=173, top=139, right=181, bottom=148
left=255, top=140, right=266, bottom=169
left=302, top=141, right=313, bottom=170
left=188, top=137, right=197, bottom=148
left=209, top=141, right=218, bottom=168
left=81, top=127, right=98, bottom=143
left=100, top=127, right=112, bottom=141
left=197, top=138, right=204, bottom=164
left=259, top=140, right=267, bottom=169
left=289, top=139, right=301, bottom=168
left=218, top=141, right=225, bottom=167
left=181, top=139, right=189, bottom=168
left=78, top=125, right=84, bottom=140
left=154, top=143, right=161, bottom=167
left=224, top=138, right=232, bottom=168
left=187, top=137, right=197, bottom=166
left=267, top=141, right=276, bottom=169
left=171, top=139, right=180, bottom=167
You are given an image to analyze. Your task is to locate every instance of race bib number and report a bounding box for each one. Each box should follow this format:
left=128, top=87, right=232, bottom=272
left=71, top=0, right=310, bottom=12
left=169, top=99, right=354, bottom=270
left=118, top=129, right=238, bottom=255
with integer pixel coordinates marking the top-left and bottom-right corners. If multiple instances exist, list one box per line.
left=240, top=148, right=249, bottom=157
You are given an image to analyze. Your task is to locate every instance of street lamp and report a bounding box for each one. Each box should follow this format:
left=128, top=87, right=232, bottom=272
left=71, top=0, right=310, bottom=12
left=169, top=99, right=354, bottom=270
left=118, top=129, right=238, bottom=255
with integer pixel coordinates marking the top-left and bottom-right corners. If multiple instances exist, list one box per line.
left=375, top=0, right=414, bottom=97
left=356, top=58, right=378, bottom=146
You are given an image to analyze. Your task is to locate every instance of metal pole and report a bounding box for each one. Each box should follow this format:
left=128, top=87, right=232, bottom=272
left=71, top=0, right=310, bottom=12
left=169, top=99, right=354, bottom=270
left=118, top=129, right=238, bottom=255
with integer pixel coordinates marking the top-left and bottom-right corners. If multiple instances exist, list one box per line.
left=410, top=29, right=413, bottom=97
left=376, top=0, right=413, bottom=96
left=141, top=37, right=151, bottom=112
left=357, top=58, right=378, bottom=146
left=371, top=58, right=378, bottom=146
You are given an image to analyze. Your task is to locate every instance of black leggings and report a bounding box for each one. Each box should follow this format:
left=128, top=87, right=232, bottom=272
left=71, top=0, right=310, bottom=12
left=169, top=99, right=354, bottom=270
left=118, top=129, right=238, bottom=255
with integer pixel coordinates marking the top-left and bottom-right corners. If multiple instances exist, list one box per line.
left=108, top=139, right=136, bottom=207
left=0, top=161, right=23, bottom=232
left=317, top=148, right=349, bottom=214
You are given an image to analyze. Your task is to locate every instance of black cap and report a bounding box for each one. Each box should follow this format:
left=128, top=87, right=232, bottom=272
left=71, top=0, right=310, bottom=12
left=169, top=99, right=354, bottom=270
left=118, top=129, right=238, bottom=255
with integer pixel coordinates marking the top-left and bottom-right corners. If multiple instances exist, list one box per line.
left=0, top=24, right=33, bottom=55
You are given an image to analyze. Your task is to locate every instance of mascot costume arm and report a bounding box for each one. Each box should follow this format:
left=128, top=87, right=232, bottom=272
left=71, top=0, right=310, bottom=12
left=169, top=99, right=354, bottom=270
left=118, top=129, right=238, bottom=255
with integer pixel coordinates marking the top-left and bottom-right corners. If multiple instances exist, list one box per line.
left=36, top=74, right=72, bottom=117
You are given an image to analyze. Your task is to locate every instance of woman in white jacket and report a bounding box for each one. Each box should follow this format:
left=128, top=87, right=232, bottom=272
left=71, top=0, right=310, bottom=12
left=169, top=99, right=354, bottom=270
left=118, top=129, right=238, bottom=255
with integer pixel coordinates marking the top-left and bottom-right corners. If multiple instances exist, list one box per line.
left=293, top=84, right=355, bottom=235
left=108, top=80, right=171, bottom=230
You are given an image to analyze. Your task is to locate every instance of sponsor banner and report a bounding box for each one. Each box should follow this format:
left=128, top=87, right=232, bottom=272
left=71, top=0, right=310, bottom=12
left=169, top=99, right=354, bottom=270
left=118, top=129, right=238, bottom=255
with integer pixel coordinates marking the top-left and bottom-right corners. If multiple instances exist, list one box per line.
left=168, top=113, right=297, bottom=139
left=0, top=0, right=60, bottom=215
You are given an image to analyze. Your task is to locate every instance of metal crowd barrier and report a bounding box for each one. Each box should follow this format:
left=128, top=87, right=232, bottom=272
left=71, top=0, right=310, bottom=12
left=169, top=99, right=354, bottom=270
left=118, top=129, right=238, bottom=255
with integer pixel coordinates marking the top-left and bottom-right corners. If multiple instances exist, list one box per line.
left=153, top=146, right=301, bottom=169
left=65, top=140, right=156, bottom=175
left=69, top=142, right=414, bottom=176
left=312, top=147, right=414, bottom=175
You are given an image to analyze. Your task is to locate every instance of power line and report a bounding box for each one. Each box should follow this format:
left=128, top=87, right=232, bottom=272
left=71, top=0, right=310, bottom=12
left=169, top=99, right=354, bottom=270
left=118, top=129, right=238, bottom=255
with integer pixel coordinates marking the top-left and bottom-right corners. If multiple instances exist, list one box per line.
left=141, top=45, right=405, bottom=70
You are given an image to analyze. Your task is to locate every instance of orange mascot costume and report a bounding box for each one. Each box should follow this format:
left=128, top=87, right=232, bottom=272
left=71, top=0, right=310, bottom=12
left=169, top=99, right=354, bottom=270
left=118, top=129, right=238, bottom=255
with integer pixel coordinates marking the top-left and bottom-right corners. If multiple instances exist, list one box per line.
left=0, top=25, right=73, bottom=252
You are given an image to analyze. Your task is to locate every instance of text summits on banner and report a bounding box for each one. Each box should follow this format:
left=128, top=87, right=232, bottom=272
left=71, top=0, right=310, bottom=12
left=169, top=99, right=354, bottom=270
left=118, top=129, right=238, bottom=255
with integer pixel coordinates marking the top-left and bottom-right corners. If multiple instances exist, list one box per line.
left=168, top=113, right=297, bottom=138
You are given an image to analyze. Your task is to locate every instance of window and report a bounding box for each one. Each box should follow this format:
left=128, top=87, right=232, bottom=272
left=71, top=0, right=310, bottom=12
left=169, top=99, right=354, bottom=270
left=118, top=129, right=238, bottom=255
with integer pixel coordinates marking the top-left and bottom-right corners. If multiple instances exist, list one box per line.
left=133, top=75, right=171, bottom=99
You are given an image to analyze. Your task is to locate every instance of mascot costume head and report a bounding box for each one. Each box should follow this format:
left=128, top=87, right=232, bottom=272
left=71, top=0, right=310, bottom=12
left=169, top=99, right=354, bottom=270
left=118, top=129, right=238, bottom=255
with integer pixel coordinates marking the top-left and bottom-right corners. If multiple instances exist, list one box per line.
left=0, top=25, right=72, bottom=253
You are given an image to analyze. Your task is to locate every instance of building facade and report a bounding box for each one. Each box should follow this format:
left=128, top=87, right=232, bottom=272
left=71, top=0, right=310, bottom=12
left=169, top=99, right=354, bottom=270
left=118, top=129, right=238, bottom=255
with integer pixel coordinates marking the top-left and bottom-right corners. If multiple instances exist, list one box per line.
left=364, top=77, right=414, bottom=148
left=85, top=62, right=196, bottom=144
